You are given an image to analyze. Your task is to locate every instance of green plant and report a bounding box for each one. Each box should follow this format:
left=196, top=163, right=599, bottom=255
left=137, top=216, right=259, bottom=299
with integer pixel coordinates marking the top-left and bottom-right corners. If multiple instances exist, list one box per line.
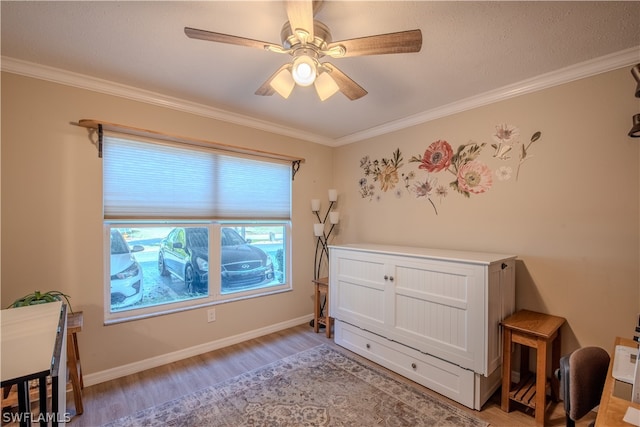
left=8, top=290, right=73, bottom=312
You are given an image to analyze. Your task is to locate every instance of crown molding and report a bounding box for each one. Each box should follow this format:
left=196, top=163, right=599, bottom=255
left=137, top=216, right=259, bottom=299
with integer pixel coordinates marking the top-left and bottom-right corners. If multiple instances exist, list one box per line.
left=3, top=46, right=638, bottom=147
left=334, top=46, right=640, bottom=146
left=0, top=57, right=334, bottom=146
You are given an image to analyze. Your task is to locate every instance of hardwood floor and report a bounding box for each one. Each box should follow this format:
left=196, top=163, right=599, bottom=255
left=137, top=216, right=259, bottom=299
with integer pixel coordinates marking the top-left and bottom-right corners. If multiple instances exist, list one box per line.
left=21, top=323, right=600, bottom=426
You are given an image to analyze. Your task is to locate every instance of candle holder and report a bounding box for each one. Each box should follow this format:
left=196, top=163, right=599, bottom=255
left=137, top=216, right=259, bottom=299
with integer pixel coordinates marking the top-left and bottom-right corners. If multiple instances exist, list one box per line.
left=311, top=189, right=339, bottom=281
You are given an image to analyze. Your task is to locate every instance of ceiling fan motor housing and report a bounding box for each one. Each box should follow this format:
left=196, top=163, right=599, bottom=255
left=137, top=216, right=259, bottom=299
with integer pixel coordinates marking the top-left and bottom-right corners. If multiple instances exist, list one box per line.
left=281, top=20, right=332, bottom=54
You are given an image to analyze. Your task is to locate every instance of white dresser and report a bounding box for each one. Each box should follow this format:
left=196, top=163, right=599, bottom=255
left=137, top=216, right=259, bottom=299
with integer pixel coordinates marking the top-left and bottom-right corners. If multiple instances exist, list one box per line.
left=329, top=243, right=516, bottom=410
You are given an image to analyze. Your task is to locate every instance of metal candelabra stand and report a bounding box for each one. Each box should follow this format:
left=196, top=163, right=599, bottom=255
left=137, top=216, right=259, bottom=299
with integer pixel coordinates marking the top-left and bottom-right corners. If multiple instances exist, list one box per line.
left=311, top=190, right=339, bottom=281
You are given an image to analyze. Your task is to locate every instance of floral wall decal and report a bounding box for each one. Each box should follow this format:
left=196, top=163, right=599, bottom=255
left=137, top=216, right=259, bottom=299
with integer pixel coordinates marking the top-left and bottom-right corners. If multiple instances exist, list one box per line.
left=358, top=124, right=542, bottom=215
left=490, top=124, right=542, bottom=180
left=359, top=148, right=406, bottom=201
left=491, top=124, right=519, bottom=160
left=516, top=131, right=542, bottom=180
left=417, top=140, right=453, bottom=172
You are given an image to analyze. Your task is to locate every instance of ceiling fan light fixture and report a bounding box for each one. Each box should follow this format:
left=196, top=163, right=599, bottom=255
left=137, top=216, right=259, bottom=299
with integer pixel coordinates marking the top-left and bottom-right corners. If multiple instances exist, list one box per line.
left=291, top=55, right=317, bottom=86
left=314, top=71, right=339, bottom=101
left=270, top=68, right=295, bottom=99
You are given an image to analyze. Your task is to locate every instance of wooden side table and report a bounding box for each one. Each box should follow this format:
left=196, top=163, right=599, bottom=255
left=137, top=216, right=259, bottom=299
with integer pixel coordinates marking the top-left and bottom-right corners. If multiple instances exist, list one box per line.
left=312, top=277, right=331, bottom=338
left=501, top=309, right=566, bottom=426
left=66, top=311, right=84, bottom=415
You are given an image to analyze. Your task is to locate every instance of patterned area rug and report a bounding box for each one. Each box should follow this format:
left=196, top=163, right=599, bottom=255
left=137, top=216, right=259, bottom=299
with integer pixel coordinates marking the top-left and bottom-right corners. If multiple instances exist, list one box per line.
left=103, top=344, right=488, bottom=426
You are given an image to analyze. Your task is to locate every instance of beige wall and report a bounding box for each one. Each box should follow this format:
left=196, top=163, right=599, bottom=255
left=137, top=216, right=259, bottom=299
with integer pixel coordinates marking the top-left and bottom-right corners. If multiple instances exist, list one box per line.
left=1, top=72, right=334, bottom=375
left=333, top=67, right=640, bottom=352
left=2, top=66, right=638, bottom=381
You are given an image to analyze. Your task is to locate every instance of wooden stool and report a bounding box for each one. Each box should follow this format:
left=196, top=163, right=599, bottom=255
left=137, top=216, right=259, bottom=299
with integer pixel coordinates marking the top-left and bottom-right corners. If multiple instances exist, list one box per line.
left=67, top=311, right=84, bottom=415
left=501, top=310, right=565, bottom=426
left=312, top=277, right=331, bottom=338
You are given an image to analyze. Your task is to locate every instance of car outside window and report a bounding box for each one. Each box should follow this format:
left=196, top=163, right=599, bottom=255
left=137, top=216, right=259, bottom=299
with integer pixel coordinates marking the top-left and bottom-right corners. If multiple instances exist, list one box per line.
left=220, top=227, right=274, bottom=294
left=109, top=229, right=145, bottom=310
left=105, top=223, right=290, bottom=323
left=159, top=227, right=209, bottom=293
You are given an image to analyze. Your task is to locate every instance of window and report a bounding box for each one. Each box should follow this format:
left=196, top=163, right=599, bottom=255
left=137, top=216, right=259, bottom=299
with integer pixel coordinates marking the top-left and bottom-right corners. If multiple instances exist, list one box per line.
left=103, top=136, right=292, bottom=323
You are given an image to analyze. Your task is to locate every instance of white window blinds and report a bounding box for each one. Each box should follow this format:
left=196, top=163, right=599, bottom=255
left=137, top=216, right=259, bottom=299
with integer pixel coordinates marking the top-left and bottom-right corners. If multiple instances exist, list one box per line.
left=103, top=136, right=291, bottom=219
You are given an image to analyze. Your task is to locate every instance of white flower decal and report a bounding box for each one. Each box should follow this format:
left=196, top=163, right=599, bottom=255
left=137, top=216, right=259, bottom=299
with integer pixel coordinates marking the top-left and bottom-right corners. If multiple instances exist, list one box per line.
left=496, top=166, right=513, bottom=181
left=492, top=124, right=520, bottom=160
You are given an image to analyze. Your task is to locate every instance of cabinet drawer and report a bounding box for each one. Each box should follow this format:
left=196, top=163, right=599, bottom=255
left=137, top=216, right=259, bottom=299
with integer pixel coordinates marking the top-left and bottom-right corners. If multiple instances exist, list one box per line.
left=335, top=320, right=475, bottom=408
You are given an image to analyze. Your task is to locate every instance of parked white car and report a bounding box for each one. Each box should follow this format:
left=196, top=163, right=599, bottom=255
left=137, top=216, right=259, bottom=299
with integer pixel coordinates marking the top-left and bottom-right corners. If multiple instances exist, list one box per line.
left=110, top=229, right=144, bottom=309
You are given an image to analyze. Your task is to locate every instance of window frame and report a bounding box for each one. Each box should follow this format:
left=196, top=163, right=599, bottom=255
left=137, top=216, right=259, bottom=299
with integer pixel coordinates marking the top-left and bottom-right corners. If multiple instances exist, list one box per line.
left=101, top=132, right=294, bottom=325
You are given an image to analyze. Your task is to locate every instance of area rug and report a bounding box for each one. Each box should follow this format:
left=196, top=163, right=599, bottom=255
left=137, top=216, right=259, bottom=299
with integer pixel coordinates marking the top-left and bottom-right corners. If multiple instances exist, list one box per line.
left=103, top=344, right=488, bottom=426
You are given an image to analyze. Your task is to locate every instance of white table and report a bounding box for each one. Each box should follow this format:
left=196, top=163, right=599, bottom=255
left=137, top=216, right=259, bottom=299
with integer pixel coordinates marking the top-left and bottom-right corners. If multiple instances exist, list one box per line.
left=1, top=302, right=67, bottom=426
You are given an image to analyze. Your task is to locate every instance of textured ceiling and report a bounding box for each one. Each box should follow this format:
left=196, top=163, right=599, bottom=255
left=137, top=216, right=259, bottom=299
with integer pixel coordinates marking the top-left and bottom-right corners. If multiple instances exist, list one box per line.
left=2, top=1, right=639, bottom=145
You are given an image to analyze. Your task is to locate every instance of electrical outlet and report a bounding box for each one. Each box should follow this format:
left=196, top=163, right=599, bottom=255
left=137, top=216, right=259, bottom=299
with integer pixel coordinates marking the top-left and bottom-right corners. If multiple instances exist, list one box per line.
left=207, top=308, right=216, bottom=323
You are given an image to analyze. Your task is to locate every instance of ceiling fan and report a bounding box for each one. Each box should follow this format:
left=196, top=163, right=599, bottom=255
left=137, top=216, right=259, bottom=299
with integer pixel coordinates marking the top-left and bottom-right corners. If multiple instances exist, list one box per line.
left=184, top=0, right=422, bottom=101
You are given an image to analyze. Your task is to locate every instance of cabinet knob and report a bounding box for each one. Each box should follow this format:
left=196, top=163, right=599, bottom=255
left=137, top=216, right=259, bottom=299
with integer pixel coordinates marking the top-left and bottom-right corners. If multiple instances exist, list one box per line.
left=384, top=275, right=389, bottom=280
left=411, top=363, right=417, bottom=369
left=366, top=343, right=371, bottom=349
left=389, top=276, right=394, bottom=282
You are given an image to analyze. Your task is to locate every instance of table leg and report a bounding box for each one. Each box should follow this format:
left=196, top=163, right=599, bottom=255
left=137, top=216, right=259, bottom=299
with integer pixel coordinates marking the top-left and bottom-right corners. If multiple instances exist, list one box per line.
left=72, top=332, right=84, bottom=389
left=16, top=381, right=30, bottom=427
left=535, top=338, right=548, bottom=427
left=38, top=378, right=47, bottom=427
left=67, top=333, right=83, bottom=415
left=501, top=328, right=513, bottom=412
left=314, top=283, right=320, bottom=334
left=324, top=291, right=331, bottom=338
left=51, top=376, right=59, bottom=427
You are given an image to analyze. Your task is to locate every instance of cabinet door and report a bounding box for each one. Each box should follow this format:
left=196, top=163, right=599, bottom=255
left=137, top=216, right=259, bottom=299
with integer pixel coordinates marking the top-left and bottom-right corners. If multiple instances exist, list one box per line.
left=486, top=259, right=515, bottom=375
left=387, top=255, right=486, bottom=373
left=329, top=249, right=390, bottom=338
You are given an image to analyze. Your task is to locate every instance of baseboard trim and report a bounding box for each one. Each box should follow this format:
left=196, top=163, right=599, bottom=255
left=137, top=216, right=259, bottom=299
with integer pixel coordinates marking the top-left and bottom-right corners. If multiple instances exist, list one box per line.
left=84, top=315, right=314, bottom=387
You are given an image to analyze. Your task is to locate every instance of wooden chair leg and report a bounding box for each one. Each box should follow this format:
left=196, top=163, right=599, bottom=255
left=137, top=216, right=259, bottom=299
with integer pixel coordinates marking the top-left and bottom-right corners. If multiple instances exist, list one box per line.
left=67, top=333, right=83, bottom=415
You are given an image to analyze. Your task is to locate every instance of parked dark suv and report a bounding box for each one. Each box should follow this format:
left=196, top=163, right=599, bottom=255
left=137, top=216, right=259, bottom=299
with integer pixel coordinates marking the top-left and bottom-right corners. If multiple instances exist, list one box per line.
left=158, top=227, right=274, bottom=292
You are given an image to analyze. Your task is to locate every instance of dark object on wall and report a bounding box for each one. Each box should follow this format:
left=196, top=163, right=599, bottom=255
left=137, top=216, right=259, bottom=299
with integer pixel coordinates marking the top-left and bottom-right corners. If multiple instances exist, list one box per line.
left=630, top=64, right=640, bottom=138
left=629, top=113, right=640, bottom=138
left=632, top=64, right=640, bottom=98
left=556, top=346, right=610, bottom=427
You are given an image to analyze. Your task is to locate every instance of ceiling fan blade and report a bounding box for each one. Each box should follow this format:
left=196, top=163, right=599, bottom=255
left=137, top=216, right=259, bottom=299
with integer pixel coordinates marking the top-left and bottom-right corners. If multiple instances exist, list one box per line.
left=323, top=63, right=367, bottom=100
left=326, top=29, right=422, bottom=58
left=286, top=0, right=314, bottom=43
left=312, top=0, right=324, bottom=16
left=255, top=63, right=293, bottom=97
left=184, top=27, right=283, bottom=52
